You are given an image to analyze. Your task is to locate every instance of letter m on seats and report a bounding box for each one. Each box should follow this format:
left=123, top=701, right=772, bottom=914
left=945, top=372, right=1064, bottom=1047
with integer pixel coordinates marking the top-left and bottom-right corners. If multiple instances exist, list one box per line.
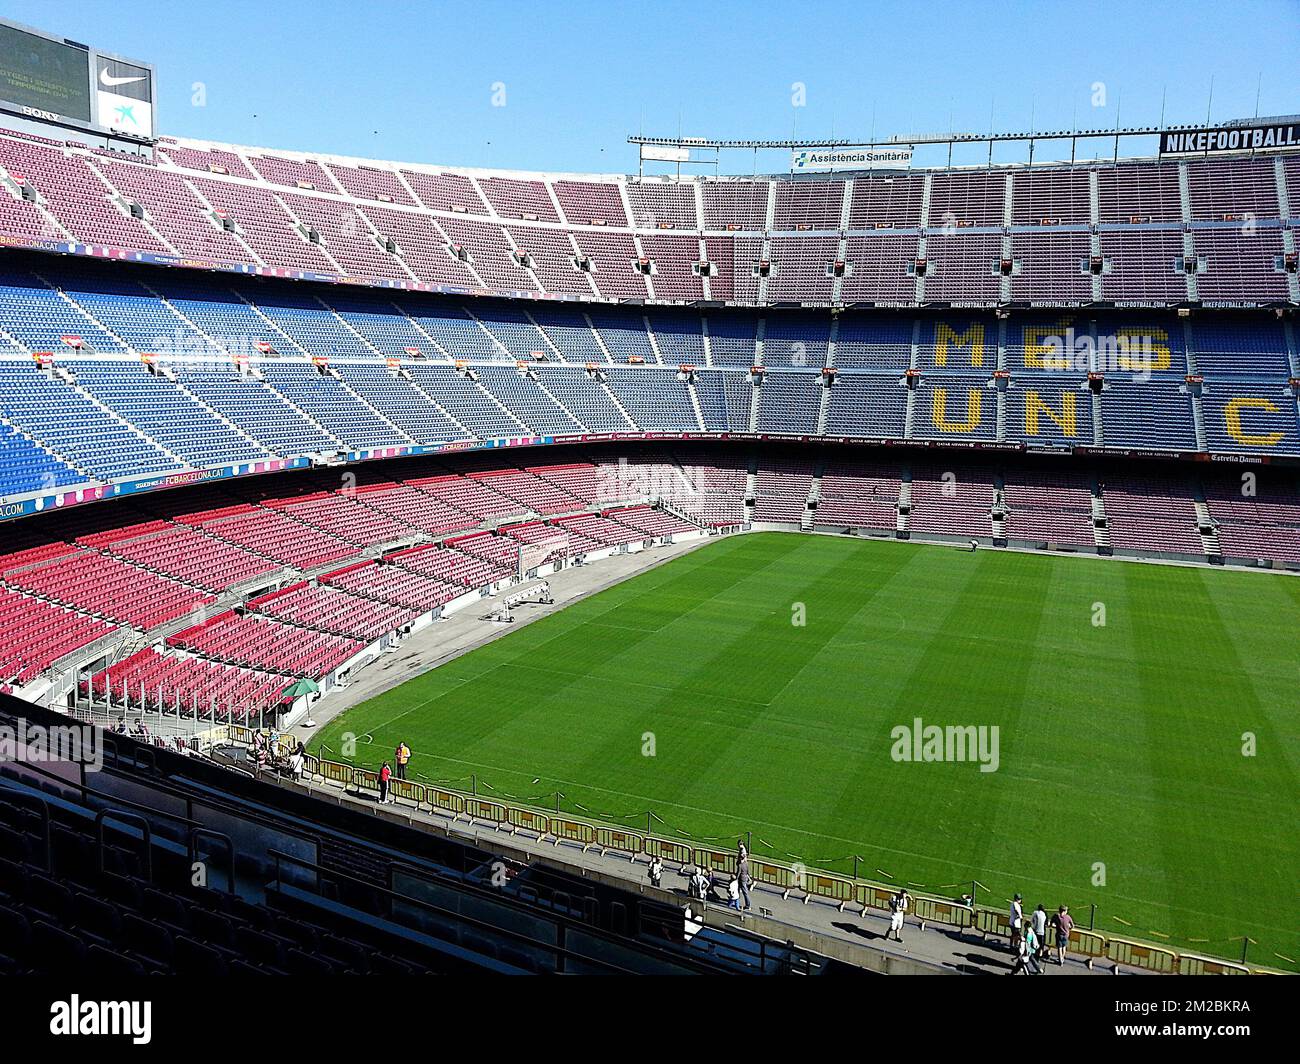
left=934, top=323, right=985, bottom=368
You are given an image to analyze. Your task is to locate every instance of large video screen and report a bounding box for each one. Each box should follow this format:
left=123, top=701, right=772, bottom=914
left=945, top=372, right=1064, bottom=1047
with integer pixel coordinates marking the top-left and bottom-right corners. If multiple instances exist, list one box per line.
left=0, top=22, right=91, bottom=122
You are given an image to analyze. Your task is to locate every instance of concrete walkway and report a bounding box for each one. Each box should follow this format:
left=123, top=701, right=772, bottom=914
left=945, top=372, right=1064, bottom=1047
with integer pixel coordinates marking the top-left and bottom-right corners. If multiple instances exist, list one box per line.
left=261, top=755, right=1108, bottom=976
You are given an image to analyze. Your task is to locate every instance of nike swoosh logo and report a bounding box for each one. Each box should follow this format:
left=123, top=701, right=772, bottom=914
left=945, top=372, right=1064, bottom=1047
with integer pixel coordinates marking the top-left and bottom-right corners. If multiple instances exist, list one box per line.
left=100, top=69, right=147, bottom=88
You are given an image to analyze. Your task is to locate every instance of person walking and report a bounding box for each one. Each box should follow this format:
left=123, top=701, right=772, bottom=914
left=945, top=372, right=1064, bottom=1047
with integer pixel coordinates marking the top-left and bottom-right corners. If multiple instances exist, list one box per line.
left=885, top=888, right=910, bottom=943
left=727, top=875, right=742, bottom=911
left=736, top=845, right=753, bottom=911
left=1031, top=903, right=1049, bottom=961
left=394, top=741, right=411, bottom=780
left=1009, top=893, right=1024, bottom=952
left=1009, top=929, right=1035, bottom=975
left=648, top=855, right=663, bottom=889
left=1051, top=905, right=1074, bottom=966
left=1023, top=924, right=1043, bottom=974
left=378, top=761, right=392, bottom=804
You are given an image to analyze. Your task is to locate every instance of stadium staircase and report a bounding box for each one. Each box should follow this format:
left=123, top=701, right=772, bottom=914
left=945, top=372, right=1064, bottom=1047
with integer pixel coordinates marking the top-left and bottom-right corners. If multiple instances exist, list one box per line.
left=1090, top=484, right=1111, bottom=550
left=402, top=374, right=477, bottom=438
left=641, top=313, right=665, bottom=365
left=685, top=376, right=708, bottom=432
left=1193, top=498, right=1224, bottom=559
left=744, top=458, right=758, bottom=523
left=595, top=375, right=638, bottom=429
left=990, top=480, right=1008, bottom=540
left=802, top=462, right=824, bottom=532
left=895, top=474, right=912, bottom=534
left=815, top=369, right=832, bottom=436
left=170, top=373, right=278, bottom=456
left=535, top=374, right=593, bottom=433
left=582, top=312, right=616, bottom=365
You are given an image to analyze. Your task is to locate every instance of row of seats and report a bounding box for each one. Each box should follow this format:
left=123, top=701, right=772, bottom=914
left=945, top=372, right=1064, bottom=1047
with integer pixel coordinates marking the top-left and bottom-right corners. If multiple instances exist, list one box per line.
left=0, top=260, right=1295, bottom=499
left=3, top=131, right=1296, bottom=305
left=4, top=446, right=1297, bottom=691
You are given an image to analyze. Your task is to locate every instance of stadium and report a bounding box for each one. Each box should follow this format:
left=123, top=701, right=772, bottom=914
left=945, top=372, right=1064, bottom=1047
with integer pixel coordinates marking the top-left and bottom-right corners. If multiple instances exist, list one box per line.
left=0, top=2, right=1296, bottom=1005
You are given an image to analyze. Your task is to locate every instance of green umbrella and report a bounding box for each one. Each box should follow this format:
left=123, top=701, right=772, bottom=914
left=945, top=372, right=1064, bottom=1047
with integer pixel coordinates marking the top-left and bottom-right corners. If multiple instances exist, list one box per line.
left=281, top=678, right=320, bottom=700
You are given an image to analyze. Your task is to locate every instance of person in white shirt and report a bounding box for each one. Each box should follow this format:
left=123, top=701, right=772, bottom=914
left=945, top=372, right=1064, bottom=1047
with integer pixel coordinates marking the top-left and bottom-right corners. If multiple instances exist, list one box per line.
left=886, top=889, right=910, bottom=942
left=1031, top=903, right=1048, bottom=959
left=727, top=876, right=742, bottom=910
left=1009, top=893, right=1024, bottom=951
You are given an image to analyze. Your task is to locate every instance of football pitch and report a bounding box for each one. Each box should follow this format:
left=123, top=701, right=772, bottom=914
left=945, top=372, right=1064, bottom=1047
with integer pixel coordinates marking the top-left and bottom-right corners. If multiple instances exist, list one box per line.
left=312, top=533, right=1300, bottom=969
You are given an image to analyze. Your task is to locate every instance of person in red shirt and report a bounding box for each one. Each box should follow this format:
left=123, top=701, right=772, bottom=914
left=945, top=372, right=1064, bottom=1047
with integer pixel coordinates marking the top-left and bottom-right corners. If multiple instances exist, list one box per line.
left=378, top=761, right=392, bottom=804
left=1051, top=905, right=1074, bottom=966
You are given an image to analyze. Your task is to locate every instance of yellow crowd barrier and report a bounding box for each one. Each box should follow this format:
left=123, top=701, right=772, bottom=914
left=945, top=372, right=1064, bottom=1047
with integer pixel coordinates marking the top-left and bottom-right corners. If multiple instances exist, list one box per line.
left=550, top=818, right=597, bottom=848
left=912, top=895, right=973, bottom=930
left=644, top=837, right=692, bottom=865
left=596, top=827, right=644, bottom=859
left=464, top=797, right=508, bottom=826
left=1178, top=954, right=1250, bottom=976
left=316, top=759, right=355, bottom=786
left=749, top=857, right=802, bottom=897
left=1067, top=928, right=1107, bottom=960
left=976, top=908, right=1012, bottom=939
left=802, top=870, right=855, bottom=909
left=389, top=778, right=424, bottom=805
left=1106, top=936, right=1178, bottom=974
left=857, top=883, right=896, bottom=914
left=507, top=807, right=550, bottom=838
left=426, top=787, right=466, bottom=817
left=353, top=768, right=379, bottom=793
left=693, top=848, right=737, bottom=876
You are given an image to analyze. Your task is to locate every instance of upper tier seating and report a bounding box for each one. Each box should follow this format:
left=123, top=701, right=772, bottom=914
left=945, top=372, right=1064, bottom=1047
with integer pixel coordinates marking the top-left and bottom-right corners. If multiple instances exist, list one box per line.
left=3, top=129, right=1295, bottom=310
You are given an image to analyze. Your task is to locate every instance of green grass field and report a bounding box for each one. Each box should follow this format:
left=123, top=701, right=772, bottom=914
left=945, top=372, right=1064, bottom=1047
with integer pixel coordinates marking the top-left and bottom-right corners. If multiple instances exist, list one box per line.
left=312, top=533, right=1300, bottom=969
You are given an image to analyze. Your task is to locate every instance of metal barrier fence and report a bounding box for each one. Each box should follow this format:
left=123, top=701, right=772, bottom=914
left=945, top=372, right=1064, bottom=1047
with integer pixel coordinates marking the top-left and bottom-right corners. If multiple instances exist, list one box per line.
left=254, top=745, right=1289, bottom=975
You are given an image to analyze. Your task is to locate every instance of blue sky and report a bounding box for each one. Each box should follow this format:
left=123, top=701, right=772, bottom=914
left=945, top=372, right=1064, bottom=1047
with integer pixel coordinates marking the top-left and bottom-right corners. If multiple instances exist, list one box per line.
left=3, top=0, right=1297, bottom=173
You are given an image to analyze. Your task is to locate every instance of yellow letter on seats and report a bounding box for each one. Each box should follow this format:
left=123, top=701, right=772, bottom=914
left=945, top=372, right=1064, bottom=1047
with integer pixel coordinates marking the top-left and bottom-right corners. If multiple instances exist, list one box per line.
left=1224, top=397, right=1284, bottom=447
left=1024, top=390, right=1077, bottom=438
left=934, top=323, right=985, bottom=368
left=932, top=388, right=982, bottom=433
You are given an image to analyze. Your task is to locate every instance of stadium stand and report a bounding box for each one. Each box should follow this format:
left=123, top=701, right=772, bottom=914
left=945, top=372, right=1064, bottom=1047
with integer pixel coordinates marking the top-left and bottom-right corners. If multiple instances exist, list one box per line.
left=1, top=127, right=1295, bottom=313
left=0, top=695, right=826, bottom=975
left=0, top=121, right=1297, bottom=782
